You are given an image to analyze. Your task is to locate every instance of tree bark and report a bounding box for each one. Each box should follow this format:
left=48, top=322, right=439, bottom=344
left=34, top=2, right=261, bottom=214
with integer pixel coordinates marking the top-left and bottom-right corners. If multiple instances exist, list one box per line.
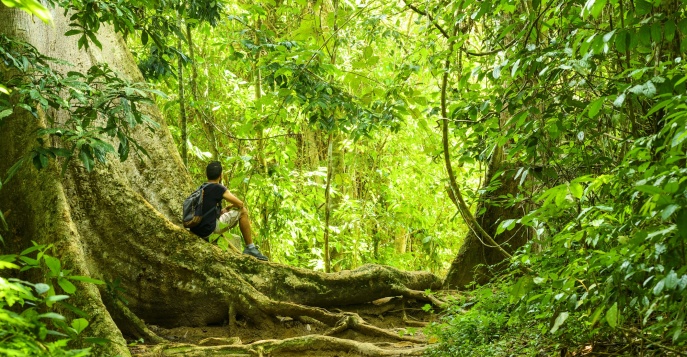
left=0, top=6, right=441, bottom=355
left=443, top=146, right=529, bottom=289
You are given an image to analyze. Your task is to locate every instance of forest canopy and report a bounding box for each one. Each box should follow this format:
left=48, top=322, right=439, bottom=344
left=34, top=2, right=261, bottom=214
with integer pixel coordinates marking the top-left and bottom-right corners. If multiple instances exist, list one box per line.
left=1, top=0, right=687, bottom=356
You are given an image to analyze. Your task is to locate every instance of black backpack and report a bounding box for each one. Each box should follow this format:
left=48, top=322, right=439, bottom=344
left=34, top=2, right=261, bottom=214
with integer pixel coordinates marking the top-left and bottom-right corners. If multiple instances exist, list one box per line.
left=182, top=184, right=215, bottom=228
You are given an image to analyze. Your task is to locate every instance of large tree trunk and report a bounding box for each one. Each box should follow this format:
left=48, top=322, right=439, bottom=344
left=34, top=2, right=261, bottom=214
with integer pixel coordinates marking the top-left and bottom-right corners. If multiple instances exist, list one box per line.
left=443, top=147, right=529, bottom=289
left=0, top=6, right=441, bottom=356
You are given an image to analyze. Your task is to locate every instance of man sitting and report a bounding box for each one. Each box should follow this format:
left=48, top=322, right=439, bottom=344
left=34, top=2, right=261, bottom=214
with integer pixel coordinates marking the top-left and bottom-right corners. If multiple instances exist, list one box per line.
left=190, top=161, right=268, bottom=261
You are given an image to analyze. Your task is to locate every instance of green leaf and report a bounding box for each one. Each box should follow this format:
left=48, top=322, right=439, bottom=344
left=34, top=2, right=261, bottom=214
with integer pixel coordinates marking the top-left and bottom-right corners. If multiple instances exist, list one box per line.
left=638, top=26, right=651, bottom=46
left=677, top=210, right=687, bottom=238
left=569, top=182, right=584, bottom=199
left=68, top=275, right=104, bottom=284
left=591, top=0, right=606, bottom=18
left=550, top=311, right=569, bottom=334
left=38, top=312, right=65, bottom=320
left=59, top=301, right=89, bottom=318
left=47, top=294, right=70, bottom=302
left=602, top=30, right=615, bottom=43
left=0, top=260, right=19, bottom=269
left=653, top=279, right=665, bottom=295
left=665, top=271, right=679, bottom=290
left=0, top=209, right=7, bottom=232
left=58, top=277, right=77, bottom=294
left=634, top=185, right=661, bottom=195
left=613, top=93, right=626, bottom=107
left=34, top=283, right=50, bottom=294
left=79, top=150, right=93, bottom=172
left=44, top=255, right=61, bottom=275
left=85, top=30, right=102, bottom=50
left=496, top=219, right=517, bottom=235
left=629, top=81, right=656, bottom=97
left=0, top=109, right=12, bottom=119
left=20, top=244, right=43, bottom=256
left=672, top=129, right=687, bottom=147
left=590, top=305, right=604, bottom=326
left=679, top=19, right=687, bottom=37
left=582, top=0, right=607, bottom=18
left=647, top=98, right=674, bottom=117
left=635, top=0, right=653, bottom=16
left=1, top=0, right=52, bottom=23
left=615, top=30, right=628, bottom=53
left=5, top=157, right=26, bottom=184
left=71, top=318, right=89, bottom=334
left=651, top=22, right=662, bottom=43
left=511, top=59, right=521, bottom=78
left=587, top=98, right=604, bottom=118
left=665, top=20, right=676, bottom=42
left=661, top=204, right=679, bottom=220
left=606, top=302, right=618, bottom=328
left=510, top=276, right=533, bottom=301
left=363, top=46, right=372, bottom=59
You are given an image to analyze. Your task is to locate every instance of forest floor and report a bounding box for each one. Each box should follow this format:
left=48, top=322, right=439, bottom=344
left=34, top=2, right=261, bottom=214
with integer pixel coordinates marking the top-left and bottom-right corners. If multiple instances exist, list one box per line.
left=127, top=297, right=437, bottom=356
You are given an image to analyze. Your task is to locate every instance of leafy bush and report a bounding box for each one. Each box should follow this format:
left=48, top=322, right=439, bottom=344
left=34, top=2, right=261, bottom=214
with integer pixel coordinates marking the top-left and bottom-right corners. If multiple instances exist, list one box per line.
left=427, top=287, right=544, bottom=357
left=0, top=243, right=105, bottom=356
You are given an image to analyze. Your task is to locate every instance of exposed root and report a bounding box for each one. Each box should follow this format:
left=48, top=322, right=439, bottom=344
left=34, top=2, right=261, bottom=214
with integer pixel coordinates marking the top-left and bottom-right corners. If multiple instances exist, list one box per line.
left=253, top=293, right=426, bottom=344
left=138, top=335, right=429, bottom=356
left=401, top=318, right=428, bottom=328
left=295, top=315, right=327, bottom=328
left=392, top=285, right=447, bottom=308
left=104, top=294, right=167, bottom=344
left=351, top=319, right=426, bottom=344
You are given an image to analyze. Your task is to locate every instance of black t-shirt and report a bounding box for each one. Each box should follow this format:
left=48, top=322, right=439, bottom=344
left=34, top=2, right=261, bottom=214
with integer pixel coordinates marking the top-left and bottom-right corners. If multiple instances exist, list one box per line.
left=189, top=183, right=227, bottom=238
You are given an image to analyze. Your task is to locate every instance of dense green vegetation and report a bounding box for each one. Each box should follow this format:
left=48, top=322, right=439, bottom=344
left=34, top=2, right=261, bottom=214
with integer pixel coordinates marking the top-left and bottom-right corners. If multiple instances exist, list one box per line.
left=2, top=0, right=687, bottom=355
left=0, top=244, right=105, bottom=356
left=144, top=1, right=469, bottom=273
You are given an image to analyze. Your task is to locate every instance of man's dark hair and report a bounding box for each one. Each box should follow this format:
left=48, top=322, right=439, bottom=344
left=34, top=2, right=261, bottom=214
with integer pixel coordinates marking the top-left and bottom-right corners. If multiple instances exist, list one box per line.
left=206, top=161, right=222, bottom=180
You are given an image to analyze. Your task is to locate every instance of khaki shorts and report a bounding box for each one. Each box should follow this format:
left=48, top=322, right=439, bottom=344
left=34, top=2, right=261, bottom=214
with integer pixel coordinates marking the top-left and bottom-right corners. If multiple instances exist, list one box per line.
left=214, top=209, right=241, bottom=234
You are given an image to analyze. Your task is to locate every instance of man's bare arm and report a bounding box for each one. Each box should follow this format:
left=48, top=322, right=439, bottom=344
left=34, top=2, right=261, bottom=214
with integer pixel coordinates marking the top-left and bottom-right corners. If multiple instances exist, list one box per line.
left=222, top=190, right=244, bottom=209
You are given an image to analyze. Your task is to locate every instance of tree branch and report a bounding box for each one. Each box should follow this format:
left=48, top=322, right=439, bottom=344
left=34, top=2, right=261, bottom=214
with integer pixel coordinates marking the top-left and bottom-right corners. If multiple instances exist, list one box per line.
left=403, top=2, right=450, bottom=39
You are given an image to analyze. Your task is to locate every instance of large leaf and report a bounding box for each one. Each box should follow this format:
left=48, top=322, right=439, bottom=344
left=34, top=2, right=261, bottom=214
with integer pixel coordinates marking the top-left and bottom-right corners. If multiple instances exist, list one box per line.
left=71, top=318, right=89, bottom=334
left=605, top=302, right=618, bottom=328
left=550, top=311, right=569, bottom=334
left=44, top=255, right=61, bottom=275
left=58, top=277, right=77, bottom=294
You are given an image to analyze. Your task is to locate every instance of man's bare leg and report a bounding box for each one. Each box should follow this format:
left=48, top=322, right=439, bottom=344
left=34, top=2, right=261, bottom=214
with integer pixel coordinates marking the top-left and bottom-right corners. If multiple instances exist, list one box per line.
left=238, top=207, right=267, bottom=260
left=238, top=207, right=253, bottom=245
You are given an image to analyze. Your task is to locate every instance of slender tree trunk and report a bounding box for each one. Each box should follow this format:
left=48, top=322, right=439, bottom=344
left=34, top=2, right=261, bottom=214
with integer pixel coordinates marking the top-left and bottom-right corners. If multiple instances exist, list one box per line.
left=251, top=22, right=272, bottom=256
left=186, top=23, right=219, bottom=160
left=178, top=19, right=188, bottom=167
left=323, top=133, right=334, bottom=273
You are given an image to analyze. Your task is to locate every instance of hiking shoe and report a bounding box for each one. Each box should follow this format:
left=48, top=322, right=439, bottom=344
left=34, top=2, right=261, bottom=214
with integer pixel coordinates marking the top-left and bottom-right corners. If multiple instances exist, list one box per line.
left=243, top=246, right=268, bottom=261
